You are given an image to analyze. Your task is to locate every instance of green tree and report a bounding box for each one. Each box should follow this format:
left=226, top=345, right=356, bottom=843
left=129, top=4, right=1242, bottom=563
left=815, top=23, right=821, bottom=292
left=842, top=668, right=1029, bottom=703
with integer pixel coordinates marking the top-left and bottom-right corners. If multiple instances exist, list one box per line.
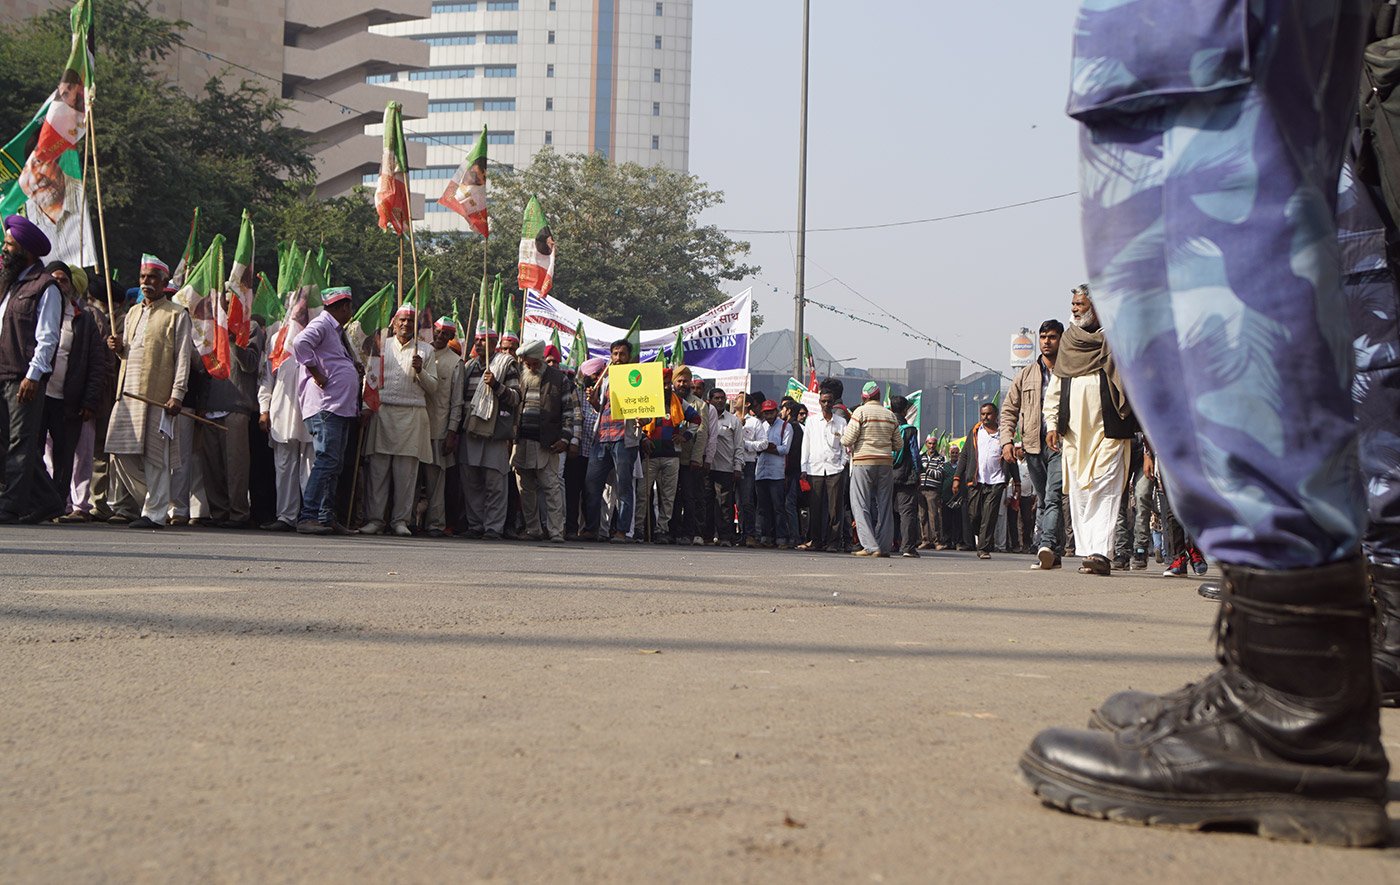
left=419, top=148, right=758, bottom=327
left=0, top=0, right=313, bottom=283
left=262, top=186, right=403, bottom=304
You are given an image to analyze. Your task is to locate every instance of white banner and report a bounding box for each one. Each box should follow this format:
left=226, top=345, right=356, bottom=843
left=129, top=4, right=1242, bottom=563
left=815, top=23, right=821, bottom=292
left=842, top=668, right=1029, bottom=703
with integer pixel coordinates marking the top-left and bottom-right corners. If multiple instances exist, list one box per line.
left=523, top=287, right=753, bottom=393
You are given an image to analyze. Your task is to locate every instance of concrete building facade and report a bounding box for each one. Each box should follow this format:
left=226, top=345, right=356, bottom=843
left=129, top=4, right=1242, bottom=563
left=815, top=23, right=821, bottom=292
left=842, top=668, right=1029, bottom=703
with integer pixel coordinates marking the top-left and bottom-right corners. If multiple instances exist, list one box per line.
left=368, top=0, right=694, bottom=231
left=10, top=0, right=432, bottom=201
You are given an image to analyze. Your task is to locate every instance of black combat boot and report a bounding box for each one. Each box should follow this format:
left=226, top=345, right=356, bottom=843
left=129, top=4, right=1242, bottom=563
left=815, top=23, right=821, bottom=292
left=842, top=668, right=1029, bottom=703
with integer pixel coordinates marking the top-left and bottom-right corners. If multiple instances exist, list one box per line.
left=1021, top=557, right=1388, bottom=846
left=1372, top=561, right=1400, bottom=707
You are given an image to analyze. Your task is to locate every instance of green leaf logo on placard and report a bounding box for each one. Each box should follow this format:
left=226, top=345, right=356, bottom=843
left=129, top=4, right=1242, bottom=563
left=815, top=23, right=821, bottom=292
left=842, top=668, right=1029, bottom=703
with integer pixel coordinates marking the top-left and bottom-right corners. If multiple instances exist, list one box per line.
left=628, top=369, right=642, bottom=387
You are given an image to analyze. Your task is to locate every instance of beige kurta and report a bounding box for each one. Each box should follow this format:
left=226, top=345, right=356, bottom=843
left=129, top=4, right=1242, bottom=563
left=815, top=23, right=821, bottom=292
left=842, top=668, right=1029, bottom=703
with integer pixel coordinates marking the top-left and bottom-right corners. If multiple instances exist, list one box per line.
left=1043, top=373, right=1130, bottom=558
left=424, top=345, right=463, bottom=468
left=364, top=336, right=437, bottom=464
left=105, top=299, right=192, bottom=463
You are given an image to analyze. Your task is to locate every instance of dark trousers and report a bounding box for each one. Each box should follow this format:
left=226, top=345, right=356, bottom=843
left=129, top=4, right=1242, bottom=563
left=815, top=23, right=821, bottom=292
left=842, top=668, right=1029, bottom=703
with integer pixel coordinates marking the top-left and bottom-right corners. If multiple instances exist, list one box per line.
left=967, top=482, right=1006, bottom=553
left=248, top=418, right=277, bottom=526
left=917, top=489, right=941, bottom=546
left=198, top=412, right=252, bottom=524
left=941, top=500, right=962, bottom=547
left=563, top=452, right=587, bottom=536
left=676, top=463, right=705, bottom=540
left=807, top=471, right=845, bottom=550
left=709, top=468, right=737, bottom=544
left=738, top=460, right=757, bottom=539
left=894, top=483, right=919, bottom=552
left=41, top=395, right=81, bottom=508
left=756, top=477, right=786, bottom=543
left=0, top=379, right=60, bottom=519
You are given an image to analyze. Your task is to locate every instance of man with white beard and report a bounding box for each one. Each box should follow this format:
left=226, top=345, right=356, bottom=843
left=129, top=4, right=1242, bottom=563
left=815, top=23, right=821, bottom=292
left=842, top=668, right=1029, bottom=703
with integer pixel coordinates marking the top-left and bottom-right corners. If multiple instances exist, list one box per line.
left=511, top=338, right=576, bottom=541
left=1042, top=284, right=1137, bottom=575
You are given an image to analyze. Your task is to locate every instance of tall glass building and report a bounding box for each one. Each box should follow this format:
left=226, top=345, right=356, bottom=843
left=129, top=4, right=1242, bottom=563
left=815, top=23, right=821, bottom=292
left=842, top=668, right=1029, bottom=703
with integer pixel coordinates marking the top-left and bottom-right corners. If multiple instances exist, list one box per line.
left=371, top=0, right=693, bottom=231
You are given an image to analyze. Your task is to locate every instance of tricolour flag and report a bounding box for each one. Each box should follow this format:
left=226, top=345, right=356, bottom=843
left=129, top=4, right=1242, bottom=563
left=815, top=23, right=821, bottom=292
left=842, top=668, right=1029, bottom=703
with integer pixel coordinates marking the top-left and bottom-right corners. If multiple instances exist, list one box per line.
left=804, top=336, right=818, bottom=392
left=406, top=268, right=432, bottom=318
left=178, top=234, right=230, bottom=380
left=268, top=248, right=323, bottom=372
left=0, top=0, right=97, bottom=268
left=906, top=390, right=922, bottom=430
left=375, top=101, right=411, bottom=235
left=226, top=209, right=255, bottom=347
left=517, top=196, right=555, bottom=296
left=439, top=125, right=489, bottom=238
left=348, top=282, right=395, bottom=412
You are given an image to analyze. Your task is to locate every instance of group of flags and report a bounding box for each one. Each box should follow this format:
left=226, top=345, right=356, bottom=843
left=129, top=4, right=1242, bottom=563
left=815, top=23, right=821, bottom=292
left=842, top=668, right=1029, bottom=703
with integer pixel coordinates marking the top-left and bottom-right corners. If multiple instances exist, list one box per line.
left=165, top=208, right=260, bottom=382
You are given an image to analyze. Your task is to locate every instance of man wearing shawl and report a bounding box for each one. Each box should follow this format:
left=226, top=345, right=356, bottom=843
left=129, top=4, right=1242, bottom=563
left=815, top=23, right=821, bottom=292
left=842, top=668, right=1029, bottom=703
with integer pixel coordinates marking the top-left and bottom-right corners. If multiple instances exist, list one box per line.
left=1042, top=285, right=1135, bottom=576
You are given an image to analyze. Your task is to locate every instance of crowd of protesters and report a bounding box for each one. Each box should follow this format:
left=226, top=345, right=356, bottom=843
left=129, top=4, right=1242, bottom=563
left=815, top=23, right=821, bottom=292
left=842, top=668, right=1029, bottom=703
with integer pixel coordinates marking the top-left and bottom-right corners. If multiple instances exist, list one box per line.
left=1, top=215, right=1201, bottom=575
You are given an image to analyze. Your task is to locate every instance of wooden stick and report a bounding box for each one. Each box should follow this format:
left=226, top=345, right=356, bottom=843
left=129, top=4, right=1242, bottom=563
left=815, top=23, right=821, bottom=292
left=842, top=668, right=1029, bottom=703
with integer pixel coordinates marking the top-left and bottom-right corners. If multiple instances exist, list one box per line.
left=84, top=104, right=116, bottom=320
left=396, top=237, right=404, bottom=308
left=121, top=391, right=228, bottom=431
left=346, top=422, right=367, bottom=529
left=399, top=167, right=421, bottom=306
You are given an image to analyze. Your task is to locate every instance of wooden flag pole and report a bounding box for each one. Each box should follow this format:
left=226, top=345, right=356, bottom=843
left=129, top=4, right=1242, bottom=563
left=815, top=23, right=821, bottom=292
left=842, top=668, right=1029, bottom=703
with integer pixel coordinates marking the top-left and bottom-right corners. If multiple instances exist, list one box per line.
left=398, top=168, right=421, bottom=307
left=121, top=391, right=228, bottom=431
left=396, top=237, right=405, bottom=308
left=84, top=105, right=117, bottom=320
left=345, top=422, right=367, bottom=529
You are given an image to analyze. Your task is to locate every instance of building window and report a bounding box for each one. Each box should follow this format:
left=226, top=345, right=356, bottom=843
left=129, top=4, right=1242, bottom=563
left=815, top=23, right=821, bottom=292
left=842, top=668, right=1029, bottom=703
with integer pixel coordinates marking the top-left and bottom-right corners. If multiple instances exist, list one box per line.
left=486, top=131, right=516, bottom=145
left=431, top=2, right=478, bottom=11
left=546, top=64, right=555, bottom=78
left=366, top=73, right=393, bottom=84
left=544, top=130, right=553, bottom=145
left=549, top=0, right=556, bottom=9
left=410, top=166, right=460, bottom=180
left=482, top=98, right=516, bottom=111
left=484, top=33, right=518, bottom=44
left=483, top=65, right=517, bottom=78
left=545, top=97, right=553, bottom=110
left=651, top=101, right=660, bottom=116
left=654, top=35, right=662, bottom=49
left=653, top=68, right=661, bottom=83
left=409, top=67, right=476, bottom=80
left=416, top=34, right=476, bottom=46
left=548, top=30, right=555, bottom=44
left=651, top=135, right=659, bottom=149
left=429, top=99, right=477, bottom=112
left=485, top=0, right=519, bottom=10
left=655, top=2, right=663, bottom=15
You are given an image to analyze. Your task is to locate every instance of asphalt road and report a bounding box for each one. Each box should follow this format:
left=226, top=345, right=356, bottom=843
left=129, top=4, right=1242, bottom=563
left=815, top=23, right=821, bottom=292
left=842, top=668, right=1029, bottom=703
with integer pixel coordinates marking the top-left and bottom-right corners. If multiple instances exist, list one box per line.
left=2, top=526, right=1398, bottom=882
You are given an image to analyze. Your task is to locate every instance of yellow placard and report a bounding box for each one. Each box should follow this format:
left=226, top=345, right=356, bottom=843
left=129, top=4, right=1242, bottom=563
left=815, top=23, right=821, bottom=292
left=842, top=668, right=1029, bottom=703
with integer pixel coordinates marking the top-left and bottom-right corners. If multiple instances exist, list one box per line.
left=608, top=362, right=666, bottom=419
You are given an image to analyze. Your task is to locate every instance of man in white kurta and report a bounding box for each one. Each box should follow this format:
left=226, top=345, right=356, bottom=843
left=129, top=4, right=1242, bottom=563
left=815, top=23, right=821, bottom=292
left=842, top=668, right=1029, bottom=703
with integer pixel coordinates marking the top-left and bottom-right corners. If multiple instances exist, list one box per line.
left=423, top=316, right=464, bottom=537
left=1043, top=288, right=1132, bottom=575
left=104, top=257, right=192, bottom=528
left=257, top=328, right=313, bottom=531
left=361, top=305, right=437, bottom=535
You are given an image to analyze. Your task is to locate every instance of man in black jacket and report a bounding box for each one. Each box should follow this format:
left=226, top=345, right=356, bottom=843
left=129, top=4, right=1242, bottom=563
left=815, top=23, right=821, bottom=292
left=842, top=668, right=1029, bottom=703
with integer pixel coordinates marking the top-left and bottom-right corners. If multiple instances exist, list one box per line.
left=41, top=262, right=110, bottom=522
left=511, top=338, right=577, bottom=541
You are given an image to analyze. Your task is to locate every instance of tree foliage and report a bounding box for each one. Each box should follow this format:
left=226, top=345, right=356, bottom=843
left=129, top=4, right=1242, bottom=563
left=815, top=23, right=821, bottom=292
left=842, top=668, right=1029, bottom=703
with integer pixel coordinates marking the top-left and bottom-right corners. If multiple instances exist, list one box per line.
left=419, top=149, right=758, bottom=327
left=0, top=0, right=313, bottom=284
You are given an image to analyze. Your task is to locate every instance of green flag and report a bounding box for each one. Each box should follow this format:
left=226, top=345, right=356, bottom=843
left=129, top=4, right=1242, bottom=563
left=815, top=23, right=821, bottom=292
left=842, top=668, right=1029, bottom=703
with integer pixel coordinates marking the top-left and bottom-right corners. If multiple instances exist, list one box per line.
left=906, top=390, right=922, bottom=431
left=253, top=272, right=282, bottom=323
left=170, top=207, right=201, bottom=288
left=624, top=316, right=641, bottom=362
left=670, top=326, right=684, bottom=368
left=351, top=282, right=393, bottom=330
left=452, top=298, right=464, bottom=345
left=568, top=319, right=588, bottom=370
left=502, top=289, right=520, bottom=342
left=491, top=273, right=507, bottom=336
left=550, top=327, right=562, bottom=355
left=475, top=273, right=491, bottom=336
left=406, top=267, right=432, bottom=316
left=276, top=241, right=303, bottom=296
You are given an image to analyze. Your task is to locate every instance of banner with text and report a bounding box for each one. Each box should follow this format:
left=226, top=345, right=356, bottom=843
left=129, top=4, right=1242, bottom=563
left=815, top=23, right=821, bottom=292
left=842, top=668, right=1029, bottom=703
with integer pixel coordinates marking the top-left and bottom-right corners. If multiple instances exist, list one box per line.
left=523, top=287, right=752, bottom=393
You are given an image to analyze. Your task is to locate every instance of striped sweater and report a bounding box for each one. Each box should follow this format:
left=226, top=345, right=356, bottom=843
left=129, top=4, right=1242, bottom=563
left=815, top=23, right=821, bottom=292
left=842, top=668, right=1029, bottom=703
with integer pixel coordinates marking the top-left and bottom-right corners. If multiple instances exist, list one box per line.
left=840, top=402, right=900, bottom=466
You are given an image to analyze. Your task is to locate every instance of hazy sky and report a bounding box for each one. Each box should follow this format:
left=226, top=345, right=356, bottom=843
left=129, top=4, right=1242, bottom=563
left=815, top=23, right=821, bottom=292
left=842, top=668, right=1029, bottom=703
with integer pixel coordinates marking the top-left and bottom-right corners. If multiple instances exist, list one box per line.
left=690, top=1, right=1087, bottom=381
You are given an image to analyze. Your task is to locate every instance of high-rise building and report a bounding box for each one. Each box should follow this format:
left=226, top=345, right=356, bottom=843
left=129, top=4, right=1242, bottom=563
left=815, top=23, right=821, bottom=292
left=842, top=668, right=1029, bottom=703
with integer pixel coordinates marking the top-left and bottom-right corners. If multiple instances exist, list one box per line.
left=369, top=0, right=693, bottom=231
left=8, top=0, right=433, bottom=200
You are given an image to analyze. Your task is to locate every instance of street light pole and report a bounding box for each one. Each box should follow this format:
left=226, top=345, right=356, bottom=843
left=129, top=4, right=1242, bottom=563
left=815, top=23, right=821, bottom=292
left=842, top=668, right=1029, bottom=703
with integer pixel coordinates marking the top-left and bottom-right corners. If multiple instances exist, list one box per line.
left=793, top=0, right=810, bottom=381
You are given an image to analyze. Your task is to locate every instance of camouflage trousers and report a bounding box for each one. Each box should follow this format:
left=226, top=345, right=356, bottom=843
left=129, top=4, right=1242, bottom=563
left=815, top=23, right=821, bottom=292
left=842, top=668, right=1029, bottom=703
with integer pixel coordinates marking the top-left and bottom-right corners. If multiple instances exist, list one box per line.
left=1073, top=0, right=1369, bottom=569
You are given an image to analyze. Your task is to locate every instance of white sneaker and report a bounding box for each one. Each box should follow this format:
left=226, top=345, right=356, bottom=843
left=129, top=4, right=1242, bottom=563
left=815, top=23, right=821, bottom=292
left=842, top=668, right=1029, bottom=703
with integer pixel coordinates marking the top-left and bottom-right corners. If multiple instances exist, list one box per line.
left=692, top=536, right=704, bottom=546
left=1035, top=546, right=1055, bottom=570
left=391, top=523, right=412, bottom=537
left=359, top=521, right=384, bottom=535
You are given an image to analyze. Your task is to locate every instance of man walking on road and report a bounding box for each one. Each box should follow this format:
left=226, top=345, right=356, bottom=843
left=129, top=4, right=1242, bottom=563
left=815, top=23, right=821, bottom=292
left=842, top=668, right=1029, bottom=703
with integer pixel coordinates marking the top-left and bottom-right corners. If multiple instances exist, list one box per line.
left=954, top=402, right=1017, bottom=559
left=1000, top=318, right=1065, bottom=570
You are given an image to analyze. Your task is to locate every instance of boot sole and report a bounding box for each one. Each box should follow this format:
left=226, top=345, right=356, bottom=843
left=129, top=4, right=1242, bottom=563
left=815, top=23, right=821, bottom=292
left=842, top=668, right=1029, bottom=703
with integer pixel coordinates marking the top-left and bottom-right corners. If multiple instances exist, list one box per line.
left=1018, top=752, right=1387, bottom=847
